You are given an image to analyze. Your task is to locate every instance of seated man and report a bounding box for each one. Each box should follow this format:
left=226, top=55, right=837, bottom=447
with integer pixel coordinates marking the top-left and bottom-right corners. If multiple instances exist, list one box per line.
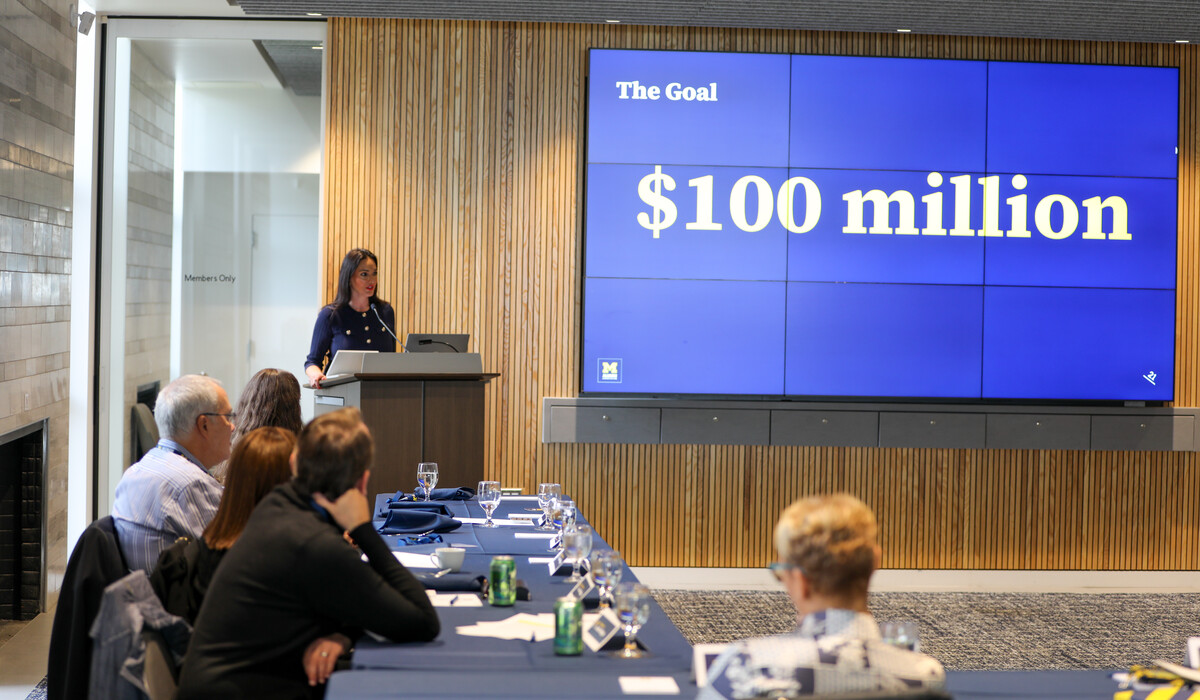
left=701, top=494, right=946, bottom=699
left=176, top=407, right=439, bottom=699
left=112, top=374, right=230, bottom=571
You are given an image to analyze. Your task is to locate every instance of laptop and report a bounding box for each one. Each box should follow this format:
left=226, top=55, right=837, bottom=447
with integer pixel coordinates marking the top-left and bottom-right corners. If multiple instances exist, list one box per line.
left=404, top=333, right=469, bottom=353
left=324, top=349, right=378, bottom=380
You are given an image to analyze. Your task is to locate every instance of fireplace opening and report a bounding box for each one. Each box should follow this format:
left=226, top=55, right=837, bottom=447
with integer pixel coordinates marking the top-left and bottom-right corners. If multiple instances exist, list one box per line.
left=0, top=421, right=45, bottom=620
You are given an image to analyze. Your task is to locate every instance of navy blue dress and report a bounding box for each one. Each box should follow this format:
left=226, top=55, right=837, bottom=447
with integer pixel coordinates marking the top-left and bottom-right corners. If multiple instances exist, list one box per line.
left=305, top=302, right=397, bottom=372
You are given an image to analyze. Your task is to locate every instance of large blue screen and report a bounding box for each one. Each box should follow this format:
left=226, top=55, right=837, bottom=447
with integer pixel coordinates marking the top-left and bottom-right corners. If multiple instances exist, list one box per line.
left=582, top=49, right=1178, bottom=401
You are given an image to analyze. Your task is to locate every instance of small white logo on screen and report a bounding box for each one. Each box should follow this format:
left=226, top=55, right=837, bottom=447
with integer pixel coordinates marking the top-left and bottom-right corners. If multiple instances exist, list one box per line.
left=598, top=358, right=622, bottom=383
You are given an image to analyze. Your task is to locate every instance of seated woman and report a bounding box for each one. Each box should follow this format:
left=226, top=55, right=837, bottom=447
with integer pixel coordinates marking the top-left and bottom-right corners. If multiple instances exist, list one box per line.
left=150, top=426, right=295, bottom=623
left=700, top=494, right=946, bottom=699
left=210, top=368, right=303, bottom=483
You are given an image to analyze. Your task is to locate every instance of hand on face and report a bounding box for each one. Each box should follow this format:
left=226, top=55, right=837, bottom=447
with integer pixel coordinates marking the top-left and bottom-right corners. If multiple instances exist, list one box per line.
left=312, top=480, right=371, bottom=533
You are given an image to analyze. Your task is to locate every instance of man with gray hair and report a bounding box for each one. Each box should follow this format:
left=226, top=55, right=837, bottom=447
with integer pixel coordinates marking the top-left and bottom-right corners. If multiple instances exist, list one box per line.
left=112, top=374, right=231, bottom=571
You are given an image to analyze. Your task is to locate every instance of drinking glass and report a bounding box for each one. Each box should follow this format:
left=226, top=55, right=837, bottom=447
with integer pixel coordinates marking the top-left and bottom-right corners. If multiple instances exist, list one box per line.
left=879, top=621, right=920, bottom=652
left=537, top=483, right=561, bottom=530
left=564, top=524, right=593, bottom=583
left=417, top=462, right=438, bottom=501
left=477, top=480, right=501, bottom=527
left=612, top=582, right=651, bottom=658
left=556, top=499, right=576, bottom=546
left=590, top=550, right=623, bottom=608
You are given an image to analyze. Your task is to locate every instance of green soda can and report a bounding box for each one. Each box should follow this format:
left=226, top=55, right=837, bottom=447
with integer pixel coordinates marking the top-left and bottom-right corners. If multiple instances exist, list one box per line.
left=489, top=555, right=516, bottom=606
left=554, top=596, right=583, bottom=655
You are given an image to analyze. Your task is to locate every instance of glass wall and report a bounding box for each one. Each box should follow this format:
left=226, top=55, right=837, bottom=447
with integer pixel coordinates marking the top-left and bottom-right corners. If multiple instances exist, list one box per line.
left=97, top=20, right=325, bottom=514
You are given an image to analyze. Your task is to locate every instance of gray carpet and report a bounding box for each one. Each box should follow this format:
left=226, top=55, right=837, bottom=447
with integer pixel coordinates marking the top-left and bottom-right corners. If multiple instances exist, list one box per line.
left=652, top=590, right=1200, bottom=671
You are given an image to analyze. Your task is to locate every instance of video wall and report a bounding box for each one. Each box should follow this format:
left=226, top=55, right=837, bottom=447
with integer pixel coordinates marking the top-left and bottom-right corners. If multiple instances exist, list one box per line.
left=581, top=49, right=1179, bottom=401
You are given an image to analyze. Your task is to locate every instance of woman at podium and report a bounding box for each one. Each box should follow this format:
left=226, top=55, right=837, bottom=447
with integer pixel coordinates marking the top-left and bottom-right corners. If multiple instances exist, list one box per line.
left=304, top=248, right=397, bottom=388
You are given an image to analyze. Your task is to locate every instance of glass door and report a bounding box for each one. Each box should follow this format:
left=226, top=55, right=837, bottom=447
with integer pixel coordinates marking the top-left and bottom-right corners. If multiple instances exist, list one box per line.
left=96, top=19, right=326, bottom=514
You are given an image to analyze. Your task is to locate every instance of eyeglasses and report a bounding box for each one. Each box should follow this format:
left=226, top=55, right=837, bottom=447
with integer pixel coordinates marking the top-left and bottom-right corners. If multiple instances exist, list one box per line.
left=767, top=561, right=802, bottom=581
left=200, top=412, right=238, bottom=423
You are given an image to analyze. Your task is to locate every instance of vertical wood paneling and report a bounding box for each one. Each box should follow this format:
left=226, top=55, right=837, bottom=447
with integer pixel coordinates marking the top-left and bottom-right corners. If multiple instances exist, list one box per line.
left=325, top=20, right=1200, bottom=570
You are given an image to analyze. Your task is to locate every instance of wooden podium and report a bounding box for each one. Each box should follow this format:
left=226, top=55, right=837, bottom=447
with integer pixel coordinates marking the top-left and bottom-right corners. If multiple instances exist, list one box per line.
left=312, top=353, right=497, bottom=496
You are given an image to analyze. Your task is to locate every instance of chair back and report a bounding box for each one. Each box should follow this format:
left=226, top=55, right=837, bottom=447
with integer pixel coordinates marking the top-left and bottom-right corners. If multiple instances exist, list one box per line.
left=131, top=402, right=159, bottom=463
left=142, top=627, right=180, bottom=700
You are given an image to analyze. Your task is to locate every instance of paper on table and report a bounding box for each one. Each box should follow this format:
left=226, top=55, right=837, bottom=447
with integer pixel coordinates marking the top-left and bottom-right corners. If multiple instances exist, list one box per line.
left=456, top=613, right=556, bottom=642
left=509, top=513, right=540, bottom=521
left=528, top=556, right=555, bottom=564
left=426, top=590, right=483, bottom=608
left=514, top=532, right=557, bottom=540
left=503, top=495, right=540, bottom=501
left=360, top=551, right=436, bottom=568
left=618, top=677, right=681, bottom=695
left=457, top=517, right=533, bottom=526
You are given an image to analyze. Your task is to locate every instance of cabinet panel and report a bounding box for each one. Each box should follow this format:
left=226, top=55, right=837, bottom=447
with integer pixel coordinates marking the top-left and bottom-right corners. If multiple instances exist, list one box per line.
left=1091, top=415, right=1194, bottom=451
left=546, top=406, right=660, bottom=444
left=879, top=412, right=986, bottom=448
left=986, top=414, right=1090, bottom=450
left=661, top=409, right=769, bottom=445
left=771, top=411, right=878, bottom=446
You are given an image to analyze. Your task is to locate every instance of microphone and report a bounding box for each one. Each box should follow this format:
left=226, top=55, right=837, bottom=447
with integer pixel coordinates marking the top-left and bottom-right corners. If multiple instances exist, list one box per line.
left=418, top=338, right=461, bottom=353
left=370, top=303, right=401, bottom=345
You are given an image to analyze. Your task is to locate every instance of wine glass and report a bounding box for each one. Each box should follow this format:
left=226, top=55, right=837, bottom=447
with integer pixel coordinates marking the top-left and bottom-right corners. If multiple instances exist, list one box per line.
left=537, top=483, right=561, bottom=530
left=417, top=462, right=438, bottom=501
left=879, top=621, right=920, bottom=652
left=590, top=550, right=623, bottom=608
left=612, top=582, right=651, bottom=658
left=477, top=480, right=501, bottom=527
left=564, top=524, right=593, bottom=583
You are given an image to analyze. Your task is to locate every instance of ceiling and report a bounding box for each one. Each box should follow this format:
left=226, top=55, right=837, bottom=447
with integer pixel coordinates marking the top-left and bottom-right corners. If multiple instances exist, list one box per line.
left=91, top=1, right=1200, bottom=45
left=227, top=1, right=1200, bottom=45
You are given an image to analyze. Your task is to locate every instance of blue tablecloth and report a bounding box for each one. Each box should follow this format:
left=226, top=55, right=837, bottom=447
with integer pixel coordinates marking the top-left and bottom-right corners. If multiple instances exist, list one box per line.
left=351, top=493, right=695, bottom=679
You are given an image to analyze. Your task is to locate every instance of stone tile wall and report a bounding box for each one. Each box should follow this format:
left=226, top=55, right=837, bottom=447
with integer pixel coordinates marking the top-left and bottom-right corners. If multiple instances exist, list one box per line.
left=0, top=0, right=76, bottom=594
left=121, top=46, right=173, bottom=467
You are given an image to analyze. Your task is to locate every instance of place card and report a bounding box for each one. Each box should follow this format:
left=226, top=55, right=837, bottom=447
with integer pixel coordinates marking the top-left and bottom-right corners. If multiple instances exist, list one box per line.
left=547, top=549, right=566, bottom=575
left=583, top=607, right=622, bottom=652
left=566, top=575, right=595, bottom=602
left=514, top=532, right=557, bottom=540
left=618, top=677, right=680, bottom=695
left=457, top=517, right=532, bottom=526
left=692, top=643, right=726, bottom=687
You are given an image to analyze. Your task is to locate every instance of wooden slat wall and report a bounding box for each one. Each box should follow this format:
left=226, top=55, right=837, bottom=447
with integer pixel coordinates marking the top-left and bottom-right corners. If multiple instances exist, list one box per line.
left=325, top=19, right=1200, bottom=569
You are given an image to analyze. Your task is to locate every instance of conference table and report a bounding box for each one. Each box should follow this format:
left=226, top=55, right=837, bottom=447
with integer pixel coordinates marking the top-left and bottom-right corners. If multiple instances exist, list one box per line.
left=325, top=494, right=1130, bottom=700
left=326, top=493, right=697, bottom=699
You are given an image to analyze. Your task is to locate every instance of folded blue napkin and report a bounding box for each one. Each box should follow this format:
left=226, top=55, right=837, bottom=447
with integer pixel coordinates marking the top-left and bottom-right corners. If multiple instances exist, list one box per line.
left=388, top=487, right=476, bottom=502
left=377, top=501, right=452, bottom=518
left=378, top=509, right=462, bottom=535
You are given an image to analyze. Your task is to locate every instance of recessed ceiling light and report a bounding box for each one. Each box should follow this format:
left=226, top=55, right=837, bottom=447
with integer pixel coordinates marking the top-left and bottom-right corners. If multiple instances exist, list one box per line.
left=897, top=28, right=912, bottom=33
left=606, top=19, right=620, bottom=23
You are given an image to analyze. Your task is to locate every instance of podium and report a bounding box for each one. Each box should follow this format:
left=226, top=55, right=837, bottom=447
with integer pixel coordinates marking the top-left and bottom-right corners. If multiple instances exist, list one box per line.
left=312, top=353, right=497, bottom=496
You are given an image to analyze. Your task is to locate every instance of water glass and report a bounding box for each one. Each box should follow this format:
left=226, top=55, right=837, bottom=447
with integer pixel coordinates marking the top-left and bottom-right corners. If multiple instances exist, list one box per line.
left=477, top=480, right=501, bottom=527
left=563, top=524, right=593, bottom=583
left=537, top=483, right=561, bottom=530
left=417, top=462, right=438, bottom=501
left=879, top=620, right=920, bottom=652
left=612, top=582, right=651, bottom=658
left=556, top=499, right=576, bottom=545
left=590, top=550, right=623, bottom=608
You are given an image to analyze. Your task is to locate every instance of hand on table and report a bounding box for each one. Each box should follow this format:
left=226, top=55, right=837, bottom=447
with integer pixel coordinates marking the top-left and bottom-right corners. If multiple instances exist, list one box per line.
left=305, top=365, right=325, bottom=389
left=314, top=488, right=371, bottom=533
left=303, top=633, right=351, bottom=686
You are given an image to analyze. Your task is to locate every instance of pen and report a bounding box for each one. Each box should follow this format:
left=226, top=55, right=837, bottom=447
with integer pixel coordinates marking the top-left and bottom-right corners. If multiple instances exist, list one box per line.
left=450, top=596, right=459, bottom=606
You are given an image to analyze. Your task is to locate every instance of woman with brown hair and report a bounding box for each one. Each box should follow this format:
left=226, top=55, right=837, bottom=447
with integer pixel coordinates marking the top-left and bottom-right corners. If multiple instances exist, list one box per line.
left=150, top=426, right=296, bottom=623
left=211, top=368, right=302, bottom=483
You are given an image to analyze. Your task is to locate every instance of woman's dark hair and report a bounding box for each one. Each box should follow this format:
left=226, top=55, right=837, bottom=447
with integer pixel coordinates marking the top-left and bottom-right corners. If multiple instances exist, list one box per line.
left=203, top=426, right=296, bottom=549
left=232, top=368, right=303, bottom=444
left=330, top=248, right=386, bottom=309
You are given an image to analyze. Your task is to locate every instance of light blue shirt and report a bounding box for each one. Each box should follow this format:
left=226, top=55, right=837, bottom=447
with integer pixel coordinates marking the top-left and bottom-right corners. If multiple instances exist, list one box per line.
left=111, top=439, right=223, bottom=572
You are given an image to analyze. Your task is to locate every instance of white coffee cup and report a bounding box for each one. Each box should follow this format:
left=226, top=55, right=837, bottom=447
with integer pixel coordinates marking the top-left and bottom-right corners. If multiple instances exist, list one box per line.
left=433, top=547, right=465, bottom=572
